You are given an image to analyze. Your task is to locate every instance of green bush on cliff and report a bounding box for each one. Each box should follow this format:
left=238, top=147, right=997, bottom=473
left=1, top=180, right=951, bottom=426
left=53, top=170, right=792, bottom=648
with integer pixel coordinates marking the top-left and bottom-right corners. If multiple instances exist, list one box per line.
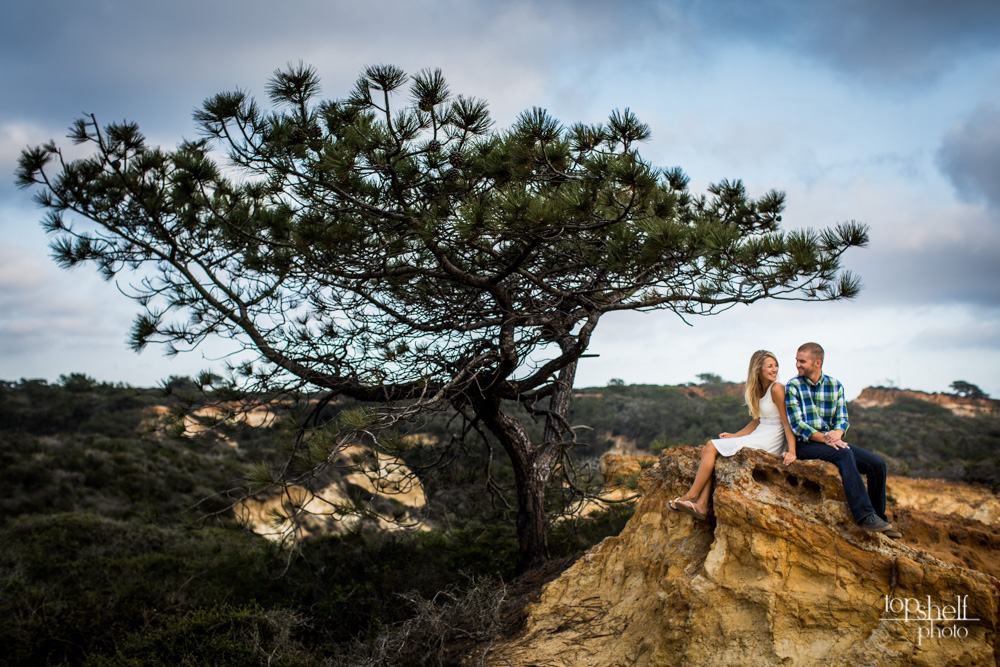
left=0, top=506, right=629, bottom=665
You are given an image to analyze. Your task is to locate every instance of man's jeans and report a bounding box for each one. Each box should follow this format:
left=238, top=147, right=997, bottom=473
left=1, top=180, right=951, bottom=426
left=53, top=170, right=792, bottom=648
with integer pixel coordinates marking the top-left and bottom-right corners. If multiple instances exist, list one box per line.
left=796, top=441, right=887, bottom=523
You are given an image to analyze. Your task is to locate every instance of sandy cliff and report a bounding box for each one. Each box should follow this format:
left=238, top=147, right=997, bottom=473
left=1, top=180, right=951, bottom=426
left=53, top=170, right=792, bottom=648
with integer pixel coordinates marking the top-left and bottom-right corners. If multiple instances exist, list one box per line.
left=488, top=448, right=999, bottom=666
left=853, top=387, right=999, bottom=417
left=238, top=445, right=427, bottom=542
left=887, top=477, right=999, bottom=526
left=144, top=402, right=281, bottom=447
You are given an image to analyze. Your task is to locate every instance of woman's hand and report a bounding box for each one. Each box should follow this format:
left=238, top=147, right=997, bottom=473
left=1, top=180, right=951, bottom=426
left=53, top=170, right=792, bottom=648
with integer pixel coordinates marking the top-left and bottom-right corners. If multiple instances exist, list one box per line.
left=782, top=451, right=797, bottom=466
left=718, top=432, right=735, bottom=439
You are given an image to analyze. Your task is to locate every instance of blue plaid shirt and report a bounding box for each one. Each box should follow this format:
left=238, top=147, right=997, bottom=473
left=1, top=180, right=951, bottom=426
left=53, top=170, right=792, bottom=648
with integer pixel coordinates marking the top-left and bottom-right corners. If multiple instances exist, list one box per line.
left=785, top=374, right=850, bottom=442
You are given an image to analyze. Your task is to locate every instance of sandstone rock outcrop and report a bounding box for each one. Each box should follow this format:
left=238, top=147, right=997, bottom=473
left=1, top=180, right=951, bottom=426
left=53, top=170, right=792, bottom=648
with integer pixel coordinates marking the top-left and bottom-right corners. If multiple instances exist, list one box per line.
left=143, top=402, right=281, bottom=447
left=887, top=477, right=1000, bottom=527
left=853, top=387, right=999, bottom=417
left=600, top=451, right=658, bottom=486
left=238, top=445, right=427, bottom=542
left=489, top=448, right=999, bottom=666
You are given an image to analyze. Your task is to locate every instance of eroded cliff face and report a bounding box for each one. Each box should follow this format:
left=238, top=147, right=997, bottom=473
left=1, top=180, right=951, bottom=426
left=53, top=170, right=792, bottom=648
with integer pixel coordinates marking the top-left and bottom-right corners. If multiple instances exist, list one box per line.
left=488, top=449, right=999, bottom=667
left=238, top=445, right=427, bottom=542
left=853, top=387, right=999, bottom=417
left=887, top=477, right=999, bottom=527
left=141, top=404, right=429, bottom=540
left=143, top=402, right=281, bottom=447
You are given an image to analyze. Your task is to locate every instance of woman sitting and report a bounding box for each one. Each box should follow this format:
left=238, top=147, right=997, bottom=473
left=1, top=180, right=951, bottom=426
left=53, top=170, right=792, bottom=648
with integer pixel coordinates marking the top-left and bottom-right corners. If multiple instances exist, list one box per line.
left=670, top=350, right=796, bottom=520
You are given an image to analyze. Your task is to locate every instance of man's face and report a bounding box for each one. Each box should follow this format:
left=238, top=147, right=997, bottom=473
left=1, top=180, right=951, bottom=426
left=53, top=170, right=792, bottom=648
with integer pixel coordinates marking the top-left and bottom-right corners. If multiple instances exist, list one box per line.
left=795, top=350, right=821, bottom=379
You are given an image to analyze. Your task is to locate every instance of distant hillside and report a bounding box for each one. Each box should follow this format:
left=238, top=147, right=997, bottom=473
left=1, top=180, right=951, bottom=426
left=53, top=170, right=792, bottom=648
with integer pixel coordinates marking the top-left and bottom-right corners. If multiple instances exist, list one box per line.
left=567, top=381, right=1000, bottom=488
left=854, top=386, right=999, bottom=417
left=6, top=375, right=994, bottom=496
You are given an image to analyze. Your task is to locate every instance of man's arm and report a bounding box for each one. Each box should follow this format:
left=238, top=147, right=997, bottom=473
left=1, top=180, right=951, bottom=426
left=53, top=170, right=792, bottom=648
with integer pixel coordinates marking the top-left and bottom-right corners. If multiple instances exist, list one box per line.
left=832, top=382, right=850, bottom=434
left=784, top=381, right=816, bottom=442
left=818, top=380, right=850, bottom=447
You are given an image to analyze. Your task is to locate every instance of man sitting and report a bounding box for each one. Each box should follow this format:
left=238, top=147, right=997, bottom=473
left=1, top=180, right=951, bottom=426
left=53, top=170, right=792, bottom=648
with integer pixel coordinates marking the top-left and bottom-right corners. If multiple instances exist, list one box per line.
left=785, top=342, right=902, bottom=539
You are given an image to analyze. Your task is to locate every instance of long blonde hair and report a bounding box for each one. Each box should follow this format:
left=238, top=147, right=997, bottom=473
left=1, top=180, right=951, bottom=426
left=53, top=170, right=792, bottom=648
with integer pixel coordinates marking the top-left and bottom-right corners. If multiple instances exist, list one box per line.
left=744, top=350, right=777, bottom=419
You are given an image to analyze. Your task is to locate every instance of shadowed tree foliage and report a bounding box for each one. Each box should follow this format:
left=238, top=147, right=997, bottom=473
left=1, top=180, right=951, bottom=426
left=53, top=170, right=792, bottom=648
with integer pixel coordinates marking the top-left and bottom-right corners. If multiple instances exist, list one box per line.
left=17, top=63, right=868, bottom=571
left=950, top=380, right=989, bottom=400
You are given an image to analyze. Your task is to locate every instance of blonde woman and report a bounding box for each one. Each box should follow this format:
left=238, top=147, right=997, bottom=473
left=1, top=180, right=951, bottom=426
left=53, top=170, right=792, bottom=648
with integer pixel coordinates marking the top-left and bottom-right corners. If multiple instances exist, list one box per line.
left=670, top=350, right=797, bottom=520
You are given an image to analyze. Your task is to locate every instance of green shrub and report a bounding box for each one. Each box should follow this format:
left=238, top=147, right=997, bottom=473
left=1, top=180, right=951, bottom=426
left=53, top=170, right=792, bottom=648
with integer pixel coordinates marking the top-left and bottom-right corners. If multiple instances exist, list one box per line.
left=549, top=503, right=634, bottom=556
left=0, top=513, right=282, bottom=666
left=84, top=604, right=311, bottom=667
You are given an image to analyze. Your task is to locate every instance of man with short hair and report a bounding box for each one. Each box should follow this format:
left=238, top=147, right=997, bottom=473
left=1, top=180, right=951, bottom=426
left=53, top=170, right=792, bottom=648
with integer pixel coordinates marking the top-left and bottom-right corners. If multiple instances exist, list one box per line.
left=785, top=343, right=902, bottom=539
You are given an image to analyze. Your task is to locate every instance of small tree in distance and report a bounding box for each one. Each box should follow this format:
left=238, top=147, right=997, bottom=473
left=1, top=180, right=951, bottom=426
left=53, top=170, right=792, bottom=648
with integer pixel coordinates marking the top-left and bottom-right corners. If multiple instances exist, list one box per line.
left=17, top=63, right=868, bottom=572
left=950, top=381, right=989, bottom=400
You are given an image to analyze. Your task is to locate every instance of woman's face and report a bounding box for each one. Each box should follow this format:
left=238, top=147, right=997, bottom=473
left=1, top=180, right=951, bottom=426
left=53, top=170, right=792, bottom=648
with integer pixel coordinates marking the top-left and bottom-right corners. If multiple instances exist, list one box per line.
left=759, top=356, right=779, bottom=384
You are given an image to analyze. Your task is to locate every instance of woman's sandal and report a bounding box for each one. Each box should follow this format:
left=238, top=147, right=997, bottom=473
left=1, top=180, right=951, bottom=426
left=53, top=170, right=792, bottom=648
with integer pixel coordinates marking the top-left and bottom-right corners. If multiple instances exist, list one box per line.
left=674, top=499, right=708, bottom=521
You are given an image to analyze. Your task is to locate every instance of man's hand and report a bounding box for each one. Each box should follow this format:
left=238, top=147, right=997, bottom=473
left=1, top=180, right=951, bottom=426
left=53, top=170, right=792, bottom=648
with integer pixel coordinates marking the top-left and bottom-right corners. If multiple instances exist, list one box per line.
left=823, top=430, right=849, bottom=449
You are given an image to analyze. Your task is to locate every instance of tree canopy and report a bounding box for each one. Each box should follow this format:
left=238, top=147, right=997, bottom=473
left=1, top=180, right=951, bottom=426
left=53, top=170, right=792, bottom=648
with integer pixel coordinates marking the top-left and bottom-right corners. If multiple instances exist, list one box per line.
left=951, top=380, right=989, bottom=400
left=17, top=63, right=868, bottom=570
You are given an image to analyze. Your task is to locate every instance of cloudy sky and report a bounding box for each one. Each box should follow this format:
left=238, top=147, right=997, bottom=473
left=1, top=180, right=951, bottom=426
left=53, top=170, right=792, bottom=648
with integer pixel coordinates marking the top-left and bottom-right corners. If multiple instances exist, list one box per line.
left=2, top=0, right=999, bottom=398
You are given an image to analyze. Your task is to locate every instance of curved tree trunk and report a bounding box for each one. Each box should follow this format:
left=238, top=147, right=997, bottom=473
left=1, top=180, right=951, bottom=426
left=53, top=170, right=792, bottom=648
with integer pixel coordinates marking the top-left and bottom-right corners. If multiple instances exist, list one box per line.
left=476, top=398, right=550, bottom=573
left=476, top=359, right=578, bottom=573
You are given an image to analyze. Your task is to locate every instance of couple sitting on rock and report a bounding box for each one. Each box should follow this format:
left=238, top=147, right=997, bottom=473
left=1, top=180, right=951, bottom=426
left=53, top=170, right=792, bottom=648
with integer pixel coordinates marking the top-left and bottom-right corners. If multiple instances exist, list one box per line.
left=669, top=342, right=902, bottom=539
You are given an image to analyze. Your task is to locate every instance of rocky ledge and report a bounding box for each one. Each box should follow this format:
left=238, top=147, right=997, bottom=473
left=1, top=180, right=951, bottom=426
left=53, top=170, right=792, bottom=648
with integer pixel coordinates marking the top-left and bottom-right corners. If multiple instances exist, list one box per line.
left=488, top=448, right=999, bottom=666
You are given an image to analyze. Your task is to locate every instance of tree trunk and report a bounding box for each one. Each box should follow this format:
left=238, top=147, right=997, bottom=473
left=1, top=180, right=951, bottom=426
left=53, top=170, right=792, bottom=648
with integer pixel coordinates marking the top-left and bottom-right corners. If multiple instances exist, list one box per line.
left=512, top=447, right=550, bottom=573
left=475, top=359, right=579, bottom=573
left=476, top=397, right=551, bottom=573
left=542, top=359, right=577, bottom=448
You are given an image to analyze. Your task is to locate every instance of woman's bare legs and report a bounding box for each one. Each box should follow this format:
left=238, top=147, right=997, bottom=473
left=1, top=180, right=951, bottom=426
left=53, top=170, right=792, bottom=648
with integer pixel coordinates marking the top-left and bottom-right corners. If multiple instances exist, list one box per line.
left=673, top=441, right=718, bottom=516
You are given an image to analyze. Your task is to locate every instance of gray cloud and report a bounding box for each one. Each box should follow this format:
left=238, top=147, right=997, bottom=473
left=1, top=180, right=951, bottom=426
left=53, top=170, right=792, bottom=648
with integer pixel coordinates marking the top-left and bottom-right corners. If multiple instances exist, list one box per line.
left=1, top=0, right=608, bottom=130
left=776, top=175, right=1000, bottom=312
left=5, top=0, right=998, bottom=139
left=0, top=238, right=219, bottom=384
left=912, top=318, right=1000, bottom=351
left=937, top=103, right=1000, bottom=210
left=0, top=249, right=124, bottom=357
left=861, top=222, right=1000, bottom=304
left=673, top=0, right=1000, bottom=83
left=1, top=1, right=579, bottom=199
left=843, top=223, right=1000, bottom=310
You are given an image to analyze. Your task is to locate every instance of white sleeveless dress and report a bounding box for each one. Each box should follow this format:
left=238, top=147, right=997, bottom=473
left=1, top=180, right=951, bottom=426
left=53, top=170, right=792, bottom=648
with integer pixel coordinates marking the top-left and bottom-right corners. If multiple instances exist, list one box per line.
left=711, top=382, right=786, bottom=456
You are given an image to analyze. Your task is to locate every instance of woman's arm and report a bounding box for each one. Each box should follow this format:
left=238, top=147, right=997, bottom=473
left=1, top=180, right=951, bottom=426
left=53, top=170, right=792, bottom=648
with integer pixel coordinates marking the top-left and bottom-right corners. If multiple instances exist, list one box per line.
left=720, top=418, right=760, bottom=438
left=772, top=383, right=797, bottom=465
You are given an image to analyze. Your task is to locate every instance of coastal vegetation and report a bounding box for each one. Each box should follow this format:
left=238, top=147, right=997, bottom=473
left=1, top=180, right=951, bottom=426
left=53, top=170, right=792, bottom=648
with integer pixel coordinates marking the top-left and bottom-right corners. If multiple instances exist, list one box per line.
left=1, top=374, right=997, bottom=664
